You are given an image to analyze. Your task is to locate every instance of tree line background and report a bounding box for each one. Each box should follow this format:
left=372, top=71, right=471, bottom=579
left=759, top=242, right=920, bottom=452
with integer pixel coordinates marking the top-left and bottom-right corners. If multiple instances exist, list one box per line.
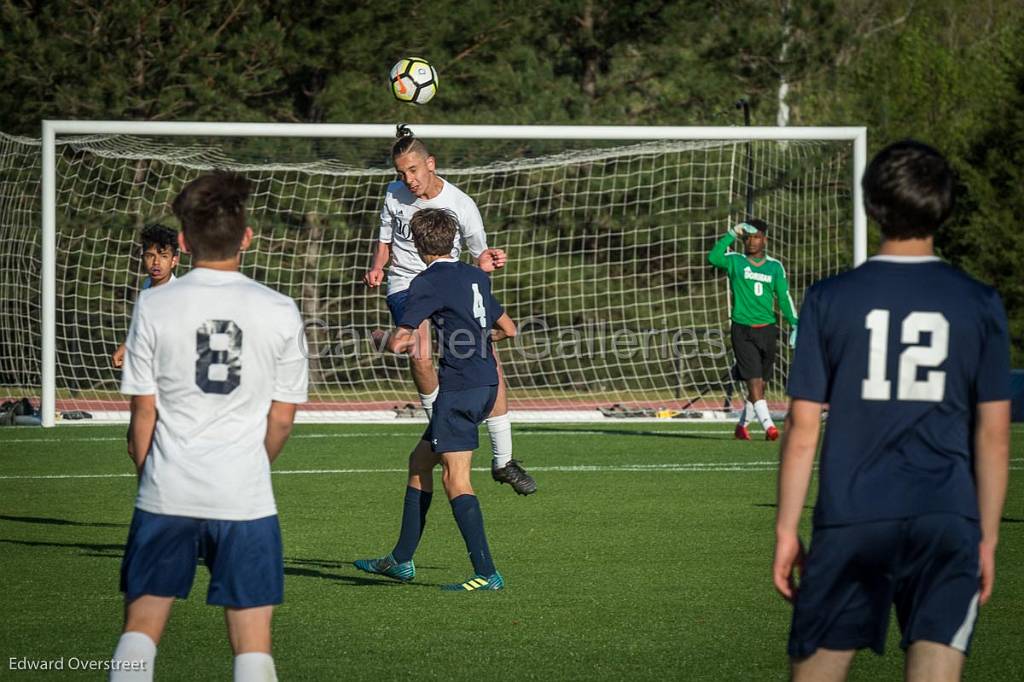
left=2, top=0, right=1022, bottom=364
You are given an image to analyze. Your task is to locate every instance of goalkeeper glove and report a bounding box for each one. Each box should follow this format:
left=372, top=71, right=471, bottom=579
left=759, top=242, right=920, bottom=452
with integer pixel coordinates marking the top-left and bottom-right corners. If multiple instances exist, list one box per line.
left=789, top=326, right=798, bottom=349
left=733, top=222, right=759, bottom=237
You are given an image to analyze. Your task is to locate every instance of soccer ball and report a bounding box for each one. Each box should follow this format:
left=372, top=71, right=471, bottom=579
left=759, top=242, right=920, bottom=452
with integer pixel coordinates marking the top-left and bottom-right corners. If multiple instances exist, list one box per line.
left=389, top=57, right=438, bottom=105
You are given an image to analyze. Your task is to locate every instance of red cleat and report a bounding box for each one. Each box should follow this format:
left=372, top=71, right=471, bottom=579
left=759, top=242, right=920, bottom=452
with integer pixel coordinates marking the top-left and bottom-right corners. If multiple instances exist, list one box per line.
left=734, top=424, right=751, bottom=441
left=766, top=426, right=780, bottom=441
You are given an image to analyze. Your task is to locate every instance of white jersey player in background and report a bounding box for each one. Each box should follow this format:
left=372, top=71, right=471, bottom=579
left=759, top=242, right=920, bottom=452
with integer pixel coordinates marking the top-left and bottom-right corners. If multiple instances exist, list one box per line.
left=111, top=172, right=308, bottom=682
left=364, top=126, right=536, bottom=495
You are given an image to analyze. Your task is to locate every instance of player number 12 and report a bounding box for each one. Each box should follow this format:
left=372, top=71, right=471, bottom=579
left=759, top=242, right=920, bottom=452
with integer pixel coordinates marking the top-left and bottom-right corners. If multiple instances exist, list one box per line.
left=861, top=309, right=948, bottom=402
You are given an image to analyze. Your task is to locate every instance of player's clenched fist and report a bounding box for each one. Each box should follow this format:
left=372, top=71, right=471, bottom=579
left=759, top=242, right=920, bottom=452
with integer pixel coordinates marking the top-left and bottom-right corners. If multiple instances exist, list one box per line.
left=364, top=268, right=385, bottom=287
left=478, top=248, right=507, bottom=273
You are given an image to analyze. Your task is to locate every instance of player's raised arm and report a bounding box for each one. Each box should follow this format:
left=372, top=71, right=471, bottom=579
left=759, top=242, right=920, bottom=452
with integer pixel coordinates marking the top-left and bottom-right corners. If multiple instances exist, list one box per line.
left=708, top=223, right=754, bottom=270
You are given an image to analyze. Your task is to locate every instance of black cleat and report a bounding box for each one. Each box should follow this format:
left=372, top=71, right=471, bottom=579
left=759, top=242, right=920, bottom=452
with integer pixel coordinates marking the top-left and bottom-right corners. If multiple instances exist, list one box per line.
left=492, top=459, right=537, bottom=496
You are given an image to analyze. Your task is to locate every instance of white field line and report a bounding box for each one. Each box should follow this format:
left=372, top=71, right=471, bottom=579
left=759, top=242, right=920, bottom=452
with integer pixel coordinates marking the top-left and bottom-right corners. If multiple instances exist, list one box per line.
left=2, top=460, right=1024, bottom=481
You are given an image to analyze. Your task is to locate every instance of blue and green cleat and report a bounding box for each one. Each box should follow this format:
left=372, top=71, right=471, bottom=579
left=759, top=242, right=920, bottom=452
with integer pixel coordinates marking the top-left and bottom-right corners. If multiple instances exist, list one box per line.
left=353, top=553, right=415, bottom=582
left=440, top=572, right=505, bottom=592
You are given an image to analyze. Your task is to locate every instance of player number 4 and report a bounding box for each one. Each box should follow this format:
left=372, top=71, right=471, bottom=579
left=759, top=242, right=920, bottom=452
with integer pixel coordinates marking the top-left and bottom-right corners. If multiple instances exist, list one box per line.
left=472, top=283, right=487, bottom=328
left=861, top=309, right=948, bottom=402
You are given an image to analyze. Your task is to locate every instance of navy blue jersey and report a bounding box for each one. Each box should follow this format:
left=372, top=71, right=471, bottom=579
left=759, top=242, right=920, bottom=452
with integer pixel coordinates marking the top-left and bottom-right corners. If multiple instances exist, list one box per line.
left=787, top=256, right=1010, bottom=527
left=398, top=259, right=504, bottom=391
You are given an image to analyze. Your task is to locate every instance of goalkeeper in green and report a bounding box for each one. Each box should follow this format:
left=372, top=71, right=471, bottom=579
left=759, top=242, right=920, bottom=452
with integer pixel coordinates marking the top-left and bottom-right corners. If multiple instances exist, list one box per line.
left=708, top=219, right=798, bottom=441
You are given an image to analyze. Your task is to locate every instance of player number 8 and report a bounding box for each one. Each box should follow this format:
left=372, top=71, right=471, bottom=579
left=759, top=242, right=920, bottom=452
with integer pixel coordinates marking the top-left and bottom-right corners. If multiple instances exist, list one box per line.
left=195, top=319, right=243, bottom=395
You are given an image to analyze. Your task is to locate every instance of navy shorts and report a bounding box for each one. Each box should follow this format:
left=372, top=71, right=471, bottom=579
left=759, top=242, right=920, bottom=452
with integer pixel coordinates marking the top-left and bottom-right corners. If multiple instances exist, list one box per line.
left=119, top=509, right=284, bottom=608
left=789, top=514, right=981, bottom=658
left=423, top=385, right=498, bottom=453
left=387, top=290, right=409, bottom=325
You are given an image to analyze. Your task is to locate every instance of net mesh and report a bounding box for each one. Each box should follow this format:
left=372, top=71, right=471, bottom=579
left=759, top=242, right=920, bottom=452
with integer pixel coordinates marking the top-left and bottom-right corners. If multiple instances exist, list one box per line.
left=0, top=131, right=854, bottom=418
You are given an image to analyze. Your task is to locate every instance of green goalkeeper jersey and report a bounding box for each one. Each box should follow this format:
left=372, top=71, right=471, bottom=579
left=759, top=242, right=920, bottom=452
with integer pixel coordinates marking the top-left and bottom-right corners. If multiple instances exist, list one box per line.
left=708, top=232, right=798, bottom=327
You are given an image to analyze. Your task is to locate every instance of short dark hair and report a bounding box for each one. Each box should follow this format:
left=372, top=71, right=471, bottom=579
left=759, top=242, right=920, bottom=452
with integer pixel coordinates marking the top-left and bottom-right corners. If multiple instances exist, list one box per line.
left=171, top=172, right=251, bottom=261
left=410, top=208, right=457, bottom=257
left=862, top=140, right=954, bottom=240
left=139, top=223, right=179, bottom=255
left=746, top=218, right=769, bottom=234
left=391, top=124, right=430, bottom=159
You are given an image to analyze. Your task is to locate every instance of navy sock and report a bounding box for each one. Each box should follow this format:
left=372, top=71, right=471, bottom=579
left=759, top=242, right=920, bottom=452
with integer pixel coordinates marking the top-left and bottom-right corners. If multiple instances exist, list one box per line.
left=391, top=486, right=432, bottom=563
left=450, top=494, right=496, bottom=577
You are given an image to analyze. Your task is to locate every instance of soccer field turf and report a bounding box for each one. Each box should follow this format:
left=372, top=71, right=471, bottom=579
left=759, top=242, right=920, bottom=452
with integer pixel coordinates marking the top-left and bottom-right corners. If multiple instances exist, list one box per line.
left=1, top=422, right=1021, bottom=680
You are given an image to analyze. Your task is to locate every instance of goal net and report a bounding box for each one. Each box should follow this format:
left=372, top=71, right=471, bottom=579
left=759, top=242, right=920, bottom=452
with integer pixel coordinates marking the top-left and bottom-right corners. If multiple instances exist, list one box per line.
left=1, top=124, right=865, bottom=424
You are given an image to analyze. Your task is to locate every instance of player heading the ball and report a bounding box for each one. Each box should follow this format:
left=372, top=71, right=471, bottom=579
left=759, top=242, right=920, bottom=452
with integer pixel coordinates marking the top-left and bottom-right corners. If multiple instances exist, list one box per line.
left=364, top=124, right=536, bottom=495
left=773, top=140, right=1011, bottom=681
left=355, top=207, right=517, bottom=591
left=111, top=172, right=308, bottom=682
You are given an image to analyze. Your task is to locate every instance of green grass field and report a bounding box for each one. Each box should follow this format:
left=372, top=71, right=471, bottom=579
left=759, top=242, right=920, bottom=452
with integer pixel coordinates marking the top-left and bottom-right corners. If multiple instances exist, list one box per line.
left=1, top=422, right=1021, bottom=680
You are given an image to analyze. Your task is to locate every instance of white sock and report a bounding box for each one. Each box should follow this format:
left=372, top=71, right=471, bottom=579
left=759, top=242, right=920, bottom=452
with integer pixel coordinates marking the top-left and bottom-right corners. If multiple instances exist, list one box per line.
left=739, top=400, right=754, bottom=427
left=419, top=387, right=439, bottom=420
left=754, top=399, right=775, bottom=430
left=109, top=631, right=156, bottom=682
left=233, top=652, right=277, bottom=682
left=487, top=413, right=513, bottom=468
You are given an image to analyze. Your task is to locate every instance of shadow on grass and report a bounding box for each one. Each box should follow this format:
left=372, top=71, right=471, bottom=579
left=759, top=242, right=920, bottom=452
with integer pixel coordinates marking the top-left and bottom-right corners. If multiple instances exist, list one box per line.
left=0, top=514, right=126, bottom=528
left=515, top=426, right=732, bottom=441
left=0, top=541, right=456, bottom=588
left=284, top=556, right=441, bottom=588
left=0, top=537, right=123, bottom=558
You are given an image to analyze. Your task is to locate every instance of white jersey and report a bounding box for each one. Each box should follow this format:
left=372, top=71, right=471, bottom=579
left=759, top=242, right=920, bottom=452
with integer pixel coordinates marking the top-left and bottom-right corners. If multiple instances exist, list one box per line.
left=121, top=268, right=309, bottom=521
left=378, top=178, right=488, bottom=296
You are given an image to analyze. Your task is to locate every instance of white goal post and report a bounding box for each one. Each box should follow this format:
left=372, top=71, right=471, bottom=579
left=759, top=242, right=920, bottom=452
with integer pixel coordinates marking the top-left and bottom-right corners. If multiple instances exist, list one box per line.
left=32, top=121, right=867, bottom=427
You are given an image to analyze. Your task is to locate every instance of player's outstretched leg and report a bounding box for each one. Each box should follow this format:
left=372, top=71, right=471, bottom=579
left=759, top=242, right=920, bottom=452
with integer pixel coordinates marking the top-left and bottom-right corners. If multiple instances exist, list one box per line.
left=439, top=451, right=504, bottom=592
left=354, top=440, right=438, bottom=583
left=488, top=357, right=537, bottom=496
